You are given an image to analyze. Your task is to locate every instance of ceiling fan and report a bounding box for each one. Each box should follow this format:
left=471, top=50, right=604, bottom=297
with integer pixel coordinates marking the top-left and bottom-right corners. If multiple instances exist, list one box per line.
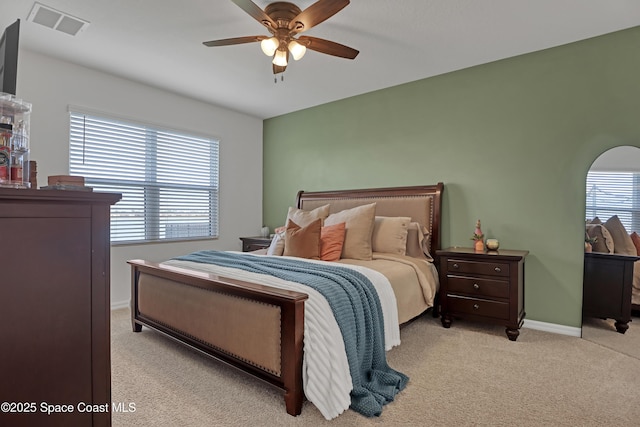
left=203, top=0, right=359, bottom=76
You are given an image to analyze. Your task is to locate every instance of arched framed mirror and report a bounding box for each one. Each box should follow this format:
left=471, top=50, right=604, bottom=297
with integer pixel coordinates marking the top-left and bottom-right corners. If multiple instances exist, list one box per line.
left=582, top=145, right=640, bottom=358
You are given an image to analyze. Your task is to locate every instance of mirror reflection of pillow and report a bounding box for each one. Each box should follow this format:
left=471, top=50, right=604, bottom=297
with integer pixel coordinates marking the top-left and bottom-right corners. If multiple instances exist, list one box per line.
left=604, top=215, right=636, bottom=255
left=283, top=218, right=322, bottom=259
left=630, top=231, right=640, bottom=256
left=585, top=223, right=614, bottom=253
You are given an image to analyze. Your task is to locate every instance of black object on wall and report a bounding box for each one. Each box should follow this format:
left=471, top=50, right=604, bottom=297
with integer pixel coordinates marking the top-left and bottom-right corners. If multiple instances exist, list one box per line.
left=0, top=19, right=20, bottom=95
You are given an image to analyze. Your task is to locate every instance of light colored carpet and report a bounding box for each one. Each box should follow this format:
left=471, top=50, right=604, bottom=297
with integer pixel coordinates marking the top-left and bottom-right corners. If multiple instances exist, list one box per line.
left=111, top=308, right=640, bottom=426
left=581, top=315, right=640, bottom=360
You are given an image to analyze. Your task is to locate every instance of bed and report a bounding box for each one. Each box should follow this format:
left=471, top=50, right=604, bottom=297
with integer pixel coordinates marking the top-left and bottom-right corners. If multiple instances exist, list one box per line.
left=129, top=183, right=443, bottom=418
left=584, top=215, right=640, bottom=332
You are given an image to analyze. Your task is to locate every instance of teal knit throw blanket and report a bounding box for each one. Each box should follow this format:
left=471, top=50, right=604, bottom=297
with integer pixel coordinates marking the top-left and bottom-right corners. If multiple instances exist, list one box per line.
left=174, top=250, right=408, bottom=417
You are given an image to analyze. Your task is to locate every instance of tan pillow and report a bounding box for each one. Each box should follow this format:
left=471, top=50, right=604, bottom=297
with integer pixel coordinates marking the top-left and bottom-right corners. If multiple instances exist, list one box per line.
left=604, top=215, right=636, bottom=255
left=286, top=204, right=330, bottom=227
left=406, top=222, right=433, bottom=261
left=324, top=203, right=376, bottom=260
left=585, top=223, right=614, bottom=254
left=283, top=218, right=321, bottom=259
left=372, top=216, right=411, bottom=255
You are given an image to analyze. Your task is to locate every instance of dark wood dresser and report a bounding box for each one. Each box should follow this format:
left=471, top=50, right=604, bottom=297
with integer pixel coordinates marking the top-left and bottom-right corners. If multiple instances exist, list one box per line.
left=583, top=251, right=640, bottom=333
left=0, top=188, right=120, bottom=427
left=437, top=247, right=528, bottom=341
left=240, top=236, right=272, bottom=252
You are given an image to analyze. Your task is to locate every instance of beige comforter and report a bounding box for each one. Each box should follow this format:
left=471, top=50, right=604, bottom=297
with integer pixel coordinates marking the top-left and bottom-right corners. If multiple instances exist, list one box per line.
left=340, top=252, right=439, bottom=324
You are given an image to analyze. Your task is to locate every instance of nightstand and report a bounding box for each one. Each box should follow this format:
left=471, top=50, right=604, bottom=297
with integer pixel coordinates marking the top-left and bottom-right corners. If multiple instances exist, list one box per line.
left=583, top=251, right=640, bottom=333
left=436, top=247, right=528, bottom=341
left=239, top=236, right=272, bottom=252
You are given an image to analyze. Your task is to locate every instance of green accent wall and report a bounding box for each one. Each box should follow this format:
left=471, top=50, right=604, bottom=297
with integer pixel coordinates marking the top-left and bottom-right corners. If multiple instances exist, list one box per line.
left=263, top=26, right=640, bottom=328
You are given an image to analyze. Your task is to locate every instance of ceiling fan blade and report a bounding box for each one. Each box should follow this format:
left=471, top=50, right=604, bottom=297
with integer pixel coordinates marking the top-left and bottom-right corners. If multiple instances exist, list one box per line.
left=203, top=36, right=266, bottom=47
left=231, top=0, right=276, bottom=29
left=297, top=36, right=359, bottom=59
left=289, top=0, right=350, bottom=33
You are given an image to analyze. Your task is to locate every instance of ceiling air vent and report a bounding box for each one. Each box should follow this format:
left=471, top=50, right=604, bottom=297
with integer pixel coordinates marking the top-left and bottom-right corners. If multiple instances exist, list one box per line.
left=27, top=2, right=89, bottom=36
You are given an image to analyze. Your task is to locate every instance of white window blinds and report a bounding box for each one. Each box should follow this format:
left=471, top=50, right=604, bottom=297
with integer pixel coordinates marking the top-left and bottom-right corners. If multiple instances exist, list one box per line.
left=69, top=111, right=219, bottom=243
left=586, top=171, right=640, bottom=232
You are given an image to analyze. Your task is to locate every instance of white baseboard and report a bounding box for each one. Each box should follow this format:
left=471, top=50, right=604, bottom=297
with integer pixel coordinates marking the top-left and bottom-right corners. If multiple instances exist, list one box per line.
left=111, top=300, right=129, bottom=311
left=523, top=319, right=581, bottom=337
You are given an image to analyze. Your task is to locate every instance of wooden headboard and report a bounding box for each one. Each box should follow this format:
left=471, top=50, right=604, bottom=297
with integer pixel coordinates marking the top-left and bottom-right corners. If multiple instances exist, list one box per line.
left=296, top=183, right=444, bottom=256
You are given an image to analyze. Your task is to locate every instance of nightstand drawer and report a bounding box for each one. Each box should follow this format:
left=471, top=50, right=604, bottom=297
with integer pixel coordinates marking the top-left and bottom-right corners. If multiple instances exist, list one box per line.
left=446, top=294, right=509, bottom=320
left=447, top=259, right=509, bottom=277
left=244, top=242, right=269, bottom=252
left=240, top=236, right=272, bottom=252
left=447, top=275, right=509, bottom=299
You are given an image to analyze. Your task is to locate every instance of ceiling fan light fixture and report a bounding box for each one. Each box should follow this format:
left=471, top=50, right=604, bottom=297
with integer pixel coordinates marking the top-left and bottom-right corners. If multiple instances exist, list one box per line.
left=203, top=0, right=358, bottom=76
left=288, top=40, right=306, bottom=61
left=260, top=36, right=279, bottom=56
left=272, top=49, right=288, bottom=67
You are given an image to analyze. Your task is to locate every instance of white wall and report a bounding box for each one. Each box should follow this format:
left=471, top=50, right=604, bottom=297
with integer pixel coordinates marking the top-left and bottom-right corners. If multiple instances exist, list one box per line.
left=590, top=145, right=640, bottom=171
left=16, top=49, right=264, bottom=308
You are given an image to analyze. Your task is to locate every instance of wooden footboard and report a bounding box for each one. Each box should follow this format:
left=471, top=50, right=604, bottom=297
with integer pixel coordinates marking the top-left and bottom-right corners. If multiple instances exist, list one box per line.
left=128, top=259, right=308, bottom=415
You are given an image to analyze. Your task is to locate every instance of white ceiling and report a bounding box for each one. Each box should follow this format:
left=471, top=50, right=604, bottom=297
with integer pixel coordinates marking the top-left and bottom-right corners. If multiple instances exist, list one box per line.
left=3, top=0, right=640, bottom=119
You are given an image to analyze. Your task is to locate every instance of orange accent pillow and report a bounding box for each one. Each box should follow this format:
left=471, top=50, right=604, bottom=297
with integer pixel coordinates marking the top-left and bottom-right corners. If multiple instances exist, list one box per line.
left=283, top=218, right=322, bottom=259
left=630, top=231, right=640, bottom=256
left=320, top=222, right=346, bottom=261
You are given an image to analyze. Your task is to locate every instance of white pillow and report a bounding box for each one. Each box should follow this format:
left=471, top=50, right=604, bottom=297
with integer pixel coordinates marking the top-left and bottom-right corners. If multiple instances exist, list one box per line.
left=266, top=230, right=286, bottom=256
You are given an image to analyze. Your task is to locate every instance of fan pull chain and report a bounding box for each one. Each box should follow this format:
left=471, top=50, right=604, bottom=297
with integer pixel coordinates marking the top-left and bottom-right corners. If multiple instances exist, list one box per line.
left=273, top=74, right=285, bottom=84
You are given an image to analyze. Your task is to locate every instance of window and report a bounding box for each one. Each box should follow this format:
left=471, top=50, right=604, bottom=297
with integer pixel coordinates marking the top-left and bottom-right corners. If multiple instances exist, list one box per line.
left=586, top=171, right=640, bottom=232
left=69, top=111, right=219, bottom=244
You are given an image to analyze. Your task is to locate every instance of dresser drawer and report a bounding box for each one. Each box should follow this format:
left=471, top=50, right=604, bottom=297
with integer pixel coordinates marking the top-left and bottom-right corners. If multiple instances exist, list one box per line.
left=446, top=275, right=509, bottom=299
left=446, top=294, right=509, bottom=320
left=446, top=259, right=509, bottom=277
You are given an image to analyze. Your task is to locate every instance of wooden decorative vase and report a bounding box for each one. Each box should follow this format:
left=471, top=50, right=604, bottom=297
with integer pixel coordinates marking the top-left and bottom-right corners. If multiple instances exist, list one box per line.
left=474, top=239, right=485, bottom=252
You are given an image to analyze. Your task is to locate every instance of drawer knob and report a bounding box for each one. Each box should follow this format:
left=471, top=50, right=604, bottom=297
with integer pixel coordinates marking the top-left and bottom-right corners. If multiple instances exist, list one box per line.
left=473, top=283, right=480, bottom=290
left=473, top=304, right=480, bottom=310
left=452, top=263, right=459, bottom=269
left=494, top=267, right=501, bottom=273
